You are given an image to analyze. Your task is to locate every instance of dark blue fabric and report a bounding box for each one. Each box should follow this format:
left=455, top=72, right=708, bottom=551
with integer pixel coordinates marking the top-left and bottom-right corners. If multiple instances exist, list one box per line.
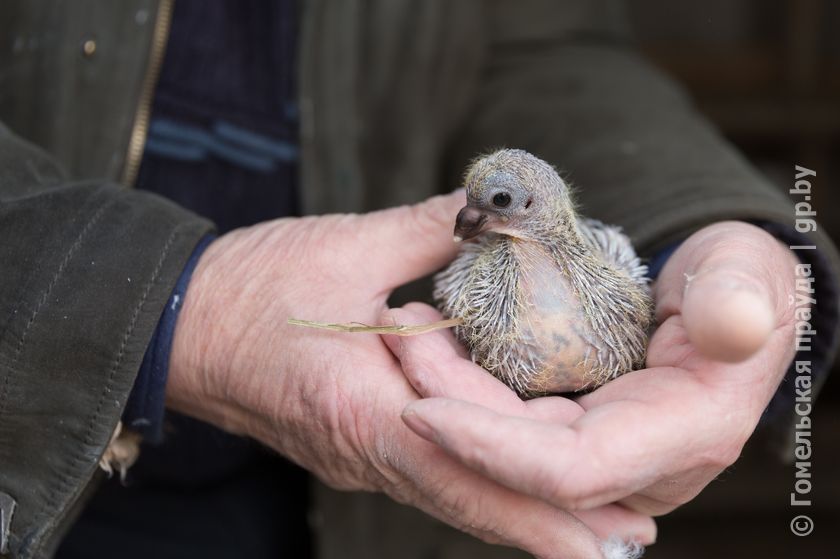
left=646, top=241, right=682, bottom=280
left=58, top=1, right=312, bottom=558
left=134, top=0, right=301, bottom=234
left=123, top=234, right=215, bottom=443
left=144, top=118, right=299, bottom=173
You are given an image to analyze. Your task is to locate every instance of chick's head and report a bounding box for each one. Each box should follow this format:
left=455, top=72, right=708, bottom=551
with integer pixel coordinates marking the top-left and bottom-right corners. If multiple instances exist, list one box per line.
left=455, top=149, right=574, bottom=242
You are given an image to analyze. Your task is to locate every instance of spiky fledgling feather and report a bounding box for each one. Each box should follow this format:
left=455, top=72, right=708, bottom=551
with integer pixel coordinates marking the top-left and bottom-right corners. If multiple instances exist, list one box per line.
left=434, top=151, right=653, bottom=397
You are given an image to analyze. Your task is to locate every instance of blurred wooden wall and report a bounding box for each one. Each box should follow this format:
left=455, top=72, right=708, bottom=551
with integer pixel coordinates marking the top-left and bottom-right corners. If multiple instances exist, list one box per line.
left=315, top=3, right=840, bottom=558
left=632, top=1, right=839, bottom=555
left=633, top=0, right=840, bottom=259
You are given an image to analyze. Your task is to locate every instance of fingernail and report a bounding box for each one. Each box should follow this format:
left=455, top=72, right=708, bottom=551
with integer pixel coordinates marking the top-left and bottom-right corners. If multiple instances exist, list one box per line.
left=379, top=312, right=404, bottom=356
left=402, top=408, right=439, bottom=443
left=388, top=315, right=406, bottom=359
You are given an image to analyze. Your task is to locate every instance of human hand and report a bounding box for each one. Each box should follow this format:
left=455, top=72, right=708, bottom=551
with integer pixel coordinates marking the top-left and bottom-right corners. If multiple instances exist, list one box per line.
left=386, top=221, right=799, bottom=517
left=165, top=191, right=655, bottom=558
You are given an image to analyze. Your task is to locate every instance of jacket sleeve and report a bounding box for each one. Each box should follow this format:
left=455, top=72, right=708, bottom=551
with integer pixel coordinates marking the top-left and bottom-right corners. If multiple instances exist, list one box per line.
left=451, top=0, right=839, bottom=445
left=0, top=123, right=214, bottom=558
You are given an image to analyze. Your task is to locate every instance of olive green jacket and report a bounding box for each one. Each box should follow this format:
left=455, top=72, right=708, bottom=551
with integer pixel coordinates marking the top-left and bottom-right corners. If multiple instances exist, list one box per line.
left=1, top=1, right=837, bottom=558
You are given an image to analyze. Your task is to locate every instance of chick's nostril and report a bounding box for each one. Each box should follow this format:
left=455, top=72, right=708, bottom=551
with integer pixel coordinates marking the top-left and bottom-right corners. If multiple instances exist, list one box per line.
left=454, top=206, right=488, bottom=240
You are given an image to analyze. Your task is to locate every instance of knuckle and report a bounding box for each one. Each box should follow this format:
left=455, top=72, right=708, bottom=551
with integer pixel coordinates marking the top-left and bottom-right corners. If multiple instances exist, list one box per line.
left=458, top=438, right=495, bottom=477
left=715, top=442, right=744, bottom=469
left=541, top=434, right=606, bottom=510
left=448, top=490, right=506, bottom=544
left=398, top=347, right=437, bottom=396
left=315, top=379, right=386, bottom=490
left=541, top=466, right=590, bottom=510
left=660, top=487, right=700, bottom=509
left=404, top=194, right=457, bottom=240
left=699, top=440, right=743, bottom=471
left=405, top=201, right=442, bottom=239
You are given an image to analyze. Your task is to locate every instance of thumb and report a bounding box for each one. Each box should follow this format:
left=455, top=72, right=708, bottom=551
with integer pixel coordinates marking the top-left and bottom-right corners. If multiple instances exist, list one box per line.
left=358, top=190, right=465, bottom=290
left=682, top=272, right=775, bottom=362
left=663, top=222, right=796, bottom=362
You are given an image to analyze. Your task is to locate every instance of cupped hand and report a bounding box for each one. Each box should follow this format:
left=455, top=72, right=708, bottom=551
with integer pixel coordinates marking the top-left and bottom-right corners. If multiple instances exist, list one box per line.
left=388, top=221, right=799, bottom=517
left=165, top=191, right=655, bottom=558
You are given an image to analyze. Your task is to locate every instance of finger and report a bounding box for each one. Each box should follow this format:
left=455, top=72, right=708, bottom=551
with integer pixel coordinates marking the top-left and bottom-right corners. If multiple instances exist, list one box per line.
left=410, top=464, right=609, bottom=559
left=360, top=190, right=466, bottom=290
left=402, top=398, right=583, bottom=506
left=682, top=271, right=774, bottom=362
left=381, top=304, right=526, bottom=414
left=385, top=302, right=585, bottom=421
left=575, top=504, right=657, bottom=545
left=384, top=302, right=469, bottom=358
left=398, top=417, right=638, bottom=558
left=401, top=392, right=706, bottom=511
left=525, top=395, right=586, bottom=423
left=656, top=221, right=796, bottom=362
left=618, top=472, right=709, bottom=516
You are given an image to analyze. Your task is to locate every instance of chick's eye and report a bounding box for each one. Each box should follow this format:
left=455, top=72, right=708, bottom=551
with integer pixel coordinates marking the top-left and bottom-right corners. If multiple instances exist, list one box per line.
left=492, top=192, right=511, bottom=208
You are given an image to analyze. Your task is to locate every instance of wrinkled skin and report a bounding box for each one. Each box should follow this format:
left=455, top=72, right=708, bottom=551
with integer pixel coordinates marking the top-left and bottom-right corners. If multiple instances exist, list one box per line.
left=167, top=190, right=653, bottom=559
left=168, top=187, right=797, bottom=557
left=389, top=221, right=799, bottom=518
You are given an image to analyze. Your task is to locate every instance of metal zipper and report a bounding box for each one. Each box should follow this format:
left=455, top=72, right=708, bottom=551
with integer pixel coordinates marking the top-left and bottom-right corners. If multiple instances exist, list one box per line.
left=120, top=0, right=175, bottom=187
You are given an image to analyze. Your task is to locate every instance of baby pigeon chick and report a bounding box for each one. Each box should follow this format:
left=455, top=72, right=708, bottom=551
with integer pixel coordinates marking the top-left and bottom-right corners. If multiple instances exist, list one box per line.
left=434, top=149, right=653, bottom=397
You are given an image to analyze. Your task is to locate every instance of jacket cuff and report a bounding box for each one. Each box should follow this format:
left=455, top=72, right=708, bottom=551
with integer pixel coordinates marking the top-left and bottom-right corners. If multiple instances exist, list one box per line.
left=0, top=181, right=213, bottom=558
left=123, top=235, right=216, bottom=444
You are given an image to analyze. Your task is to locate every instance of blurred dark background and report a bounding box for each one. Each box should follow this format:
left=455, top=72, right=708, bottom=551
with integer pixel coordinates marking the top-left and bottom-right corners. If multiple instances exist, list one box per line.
left=318, top=2, right=839, bottom=558
left=632, top=0, right=839, bottom=556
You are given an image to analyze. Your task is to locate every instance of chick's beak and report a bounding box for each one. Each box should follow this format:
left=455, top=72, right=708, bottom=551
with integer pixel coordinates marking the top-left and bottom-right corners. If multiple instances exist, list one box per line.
left=454, top=206, right=489, bottom=242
